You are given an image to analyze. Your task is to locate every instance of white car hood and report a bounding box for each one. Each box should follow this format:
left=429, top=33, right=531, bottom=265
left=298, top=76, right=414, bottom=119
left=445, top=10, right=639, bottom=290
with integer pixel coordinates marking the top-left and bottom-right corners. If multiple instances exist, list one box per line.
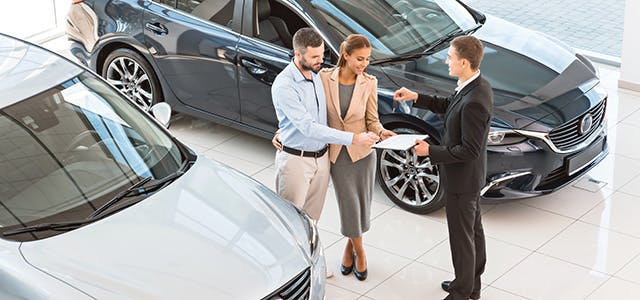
left=19, top=158, right=310, bottom=299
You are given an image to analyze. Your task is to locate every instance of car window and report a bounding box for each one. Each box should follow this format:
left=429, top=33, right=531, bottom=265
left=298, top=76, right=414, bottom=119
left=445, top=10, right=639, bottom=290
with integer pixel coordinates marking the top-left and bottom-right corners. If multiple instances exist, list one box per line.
left=177, top=0, right=236, bottom=27
left=311, top=0, right=477, bottom=57
left=252, top=0, right=304, bottom=49
left=0, top=72, right=185, bottom=241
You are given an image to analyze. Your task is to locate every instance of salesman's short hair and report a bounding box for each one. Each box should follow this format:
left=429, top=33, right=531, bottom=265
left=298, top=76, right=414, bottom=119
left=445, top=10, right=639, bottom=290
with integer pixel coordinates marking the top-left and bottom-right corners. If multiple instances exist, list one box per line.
left=292, top=28, right=323, bottom=54
left=451, top=36, right=484, bottom=70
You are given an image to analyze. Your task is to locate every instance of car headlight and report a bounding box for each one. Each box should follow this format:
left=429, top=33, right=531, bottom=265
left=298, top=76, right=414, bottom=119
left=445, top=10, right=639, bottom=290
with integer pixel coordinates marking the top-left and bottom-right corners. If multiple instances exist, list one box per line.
left=488, top=128, right=527, bottom=145
left=300, top=211, right=320, bottom=259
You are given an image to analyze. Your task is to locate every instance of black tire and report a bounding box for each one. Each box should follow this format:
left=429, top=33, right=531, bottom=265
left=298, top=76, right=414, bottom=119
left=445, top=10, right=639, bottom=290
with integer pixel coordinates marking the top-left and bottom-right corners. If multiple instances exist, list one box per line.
left=102, top=48, right=163, bottom=111
left=376, top=122, right=446, bottom=214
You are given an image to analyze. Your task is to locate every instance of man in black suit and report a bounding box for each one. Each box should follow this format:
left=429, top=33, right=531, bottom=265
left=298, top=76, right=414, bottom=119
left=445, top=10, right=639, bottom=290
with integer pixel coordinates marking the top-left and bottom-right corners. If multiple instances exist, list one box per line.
left=394, top=35, right=492, bottom=300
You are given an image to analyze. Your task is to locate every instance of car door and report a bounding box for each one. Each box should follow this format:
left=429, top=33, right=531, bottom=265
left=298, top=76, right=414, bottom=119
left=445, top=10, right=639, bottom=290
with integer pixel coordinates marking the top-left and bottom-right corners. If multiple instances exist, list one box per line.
left=143, top=0, right=242, bottom=121
left=235, top=0, right=296, bottom=134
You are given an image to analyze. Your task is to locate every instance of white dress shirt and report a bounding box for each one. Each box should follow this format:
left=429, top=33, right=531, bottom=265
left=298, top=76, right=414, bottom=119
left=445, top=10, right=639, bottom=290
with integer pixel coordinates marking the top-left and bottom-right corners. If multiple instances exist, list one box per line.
left=454, top=70, right=480, bottom=95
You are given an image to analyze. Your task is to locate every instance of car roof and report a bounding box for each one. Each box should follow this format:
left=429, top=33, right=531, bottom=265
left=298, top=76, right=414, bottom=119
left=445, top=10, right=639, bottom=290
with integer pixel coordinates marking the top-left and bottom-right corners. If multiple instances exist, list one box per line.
left=0, top=33, right=83, bottom=108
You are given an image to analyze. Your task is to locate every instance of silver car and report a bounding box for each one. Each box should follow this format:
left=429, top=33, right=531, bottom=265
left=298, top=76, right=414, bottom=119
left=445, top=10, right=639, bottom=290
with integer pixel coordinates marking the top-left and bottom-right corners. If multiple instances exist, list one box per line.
left=0, top=33, right=325, bottom=299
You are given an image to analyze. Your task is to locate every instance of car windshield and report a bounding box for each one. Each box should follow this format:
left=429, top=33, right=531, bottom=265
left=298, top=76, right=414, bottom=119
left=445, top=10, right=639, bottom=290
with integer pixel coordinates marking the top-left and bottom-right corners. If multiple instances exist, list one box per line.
left=311, top=0, right=477, bottom=57
left=0, top=71, right=184, bottom=241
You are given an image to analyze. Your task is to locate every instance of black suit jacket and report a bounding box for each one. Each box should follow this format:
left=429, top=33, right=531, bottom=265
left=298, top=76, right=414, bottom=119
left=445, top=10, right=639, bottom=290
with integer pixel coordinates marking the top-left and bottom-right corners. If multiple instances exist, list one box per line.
left=414, top=75, right=493, bottom=193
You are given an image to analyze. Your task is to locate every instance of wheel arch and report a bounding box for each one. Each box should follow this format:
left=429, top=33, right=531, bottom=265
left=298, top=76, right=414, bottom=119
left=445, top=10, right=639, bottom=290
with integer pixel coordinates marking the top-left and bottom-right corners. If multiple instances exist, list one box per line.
left=94, top=38, right=170, bottom=107
left=96, top=41, right=147, bottom=76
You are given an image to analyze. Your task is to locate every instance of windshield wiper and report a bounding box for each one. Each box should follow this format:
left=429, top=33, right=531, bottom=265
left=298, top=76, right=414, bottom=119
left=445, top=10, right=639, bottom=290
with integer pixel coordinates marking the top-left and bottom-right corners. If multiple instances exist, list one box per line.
left=3, top=220, right=91, bottom=236
left=371, top=24, right=483, bottom=66
left=86, top=176, right=153, bottom=219
left=1, top=175, right=159, bottom=237
left=3, top=148, right=194, bottom=238
left=2, top=175, right=157, bottom=236
left=87, top=160, right=189, bottom=220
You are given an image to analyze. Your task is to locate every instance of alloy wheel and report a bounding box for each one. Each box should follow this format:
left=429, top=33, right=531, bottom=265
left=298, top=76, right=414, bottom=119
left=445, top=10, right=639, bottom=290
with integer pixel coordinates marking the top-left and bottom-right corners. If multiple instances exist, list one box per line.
left=377, top=126, right=443, bottom=213
left=379, top=147, right=440, bottom=207
left=106, top=57, right=154, bottom=110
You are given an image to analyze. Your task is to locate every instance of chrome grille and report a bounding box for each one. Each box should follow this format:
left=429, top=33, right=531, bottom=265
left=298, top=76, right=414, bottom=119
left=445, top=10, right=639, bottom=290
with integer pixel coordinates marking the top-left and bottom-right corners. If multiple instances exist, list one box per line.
left=262, top=267, right=311, bottom=300
left=549, top=98, right=606, bottom=151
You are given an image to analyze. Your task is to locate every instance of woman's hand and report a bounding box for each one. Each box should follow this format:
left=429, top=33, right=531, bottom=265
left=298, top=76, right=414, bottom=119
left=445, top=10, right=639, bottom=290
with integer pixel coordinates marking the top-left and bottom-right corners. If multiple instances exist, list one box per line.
left=379, top=129, right=396, bottom=141
left=272, top=132, right=282, bottom=150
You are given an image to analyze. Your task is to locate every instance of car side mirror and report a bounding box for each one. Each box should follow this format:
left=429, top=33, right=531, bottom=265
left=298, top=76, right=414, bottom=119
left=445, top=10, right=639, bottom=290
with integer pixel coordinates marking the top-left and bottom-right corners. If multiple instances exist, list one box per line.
left=150, top=102, right=171, bottom=128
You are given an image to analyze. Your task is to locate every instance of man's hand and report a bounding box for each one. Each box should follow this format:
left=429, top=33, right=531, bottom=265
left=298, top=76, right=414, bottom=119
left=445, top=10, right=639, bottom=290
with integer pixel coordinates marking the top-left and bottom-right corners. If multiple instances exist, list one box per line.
left=353, top=132, right=379, bottom=147
left=272, top=132, right=283, bottom=150
left=379, top=129, right=397, bottom=141
left=413, top=139, right=429, bottom=156
left=394, top=87, right=418, bottom=101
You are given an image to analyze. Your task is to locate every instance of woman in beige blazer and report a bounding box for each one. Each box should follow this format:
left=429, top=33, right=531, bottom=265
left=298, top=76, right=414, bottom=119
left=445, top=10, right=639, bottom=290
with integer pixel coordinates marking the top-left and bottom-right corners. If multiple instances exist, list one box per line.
left=319, top=35, right=394, bottom=281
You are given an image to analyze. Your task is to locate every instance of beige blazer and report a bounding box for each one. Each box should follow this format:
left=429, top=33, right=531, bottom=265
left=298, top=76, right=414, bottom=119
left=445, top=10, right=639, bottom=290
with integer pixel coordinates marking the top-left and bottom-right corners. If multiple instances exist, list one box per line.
left=319, top=67, right=385, bottom=163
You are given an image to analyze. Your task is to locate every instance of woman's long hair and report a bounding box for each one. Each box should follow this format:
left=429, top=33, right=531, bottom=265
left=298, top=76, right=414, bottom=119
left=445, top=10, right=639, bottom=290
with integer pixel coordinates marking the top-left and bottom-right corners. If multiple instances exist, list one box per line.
left=336, top=34, right=371, bottom=68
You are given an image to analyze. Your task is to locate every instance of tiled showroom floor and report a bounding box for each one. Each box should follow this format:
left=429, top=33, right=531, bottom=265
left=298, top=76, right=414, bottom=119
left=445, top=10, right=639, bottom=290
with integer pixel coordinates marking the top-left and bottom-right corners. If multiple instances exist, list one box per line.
left=42, top=38, right=640, bottom=299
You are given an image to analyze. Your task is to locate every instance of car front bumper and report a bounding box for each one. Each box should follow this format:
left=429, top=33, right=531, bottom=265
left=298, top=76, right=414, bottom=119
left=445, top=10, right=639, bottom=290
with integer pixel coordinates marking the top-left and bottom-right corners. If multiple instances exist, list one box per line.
left=482, top=125, right=608, bottom=200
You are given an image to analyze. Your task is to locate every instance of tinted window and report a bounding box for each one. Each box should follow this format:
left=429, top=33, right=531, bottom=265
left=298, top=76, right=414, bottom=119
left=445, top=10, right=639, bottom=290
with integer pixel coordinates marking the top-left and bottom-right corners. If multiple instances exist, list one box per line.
left=0, top=72, right=184, bottom=241
left=311, top=0, right=476, bottom=57
left=177, top=0, right=236, bottom=27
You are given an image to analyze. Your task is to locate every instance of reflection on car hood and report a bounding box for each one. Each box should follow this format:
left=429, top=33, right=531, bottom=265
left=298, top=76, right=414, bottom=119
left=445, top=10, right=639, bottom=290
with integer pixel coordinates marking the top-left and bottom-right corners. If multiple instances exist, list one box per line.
left=474, top=15, right=601, bottom=129
left=380, top=15, right=601, bottom=129
left=19, top=158, right=309, bottom=299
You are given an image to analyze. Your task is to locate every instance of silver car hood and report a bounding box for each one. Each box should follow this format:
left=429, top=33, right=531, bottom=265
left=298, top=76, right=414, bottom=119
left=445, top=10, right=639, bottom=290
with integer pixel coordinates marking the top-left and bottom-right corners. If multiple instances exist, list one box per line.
left=19, top=157, right=310, bottom=299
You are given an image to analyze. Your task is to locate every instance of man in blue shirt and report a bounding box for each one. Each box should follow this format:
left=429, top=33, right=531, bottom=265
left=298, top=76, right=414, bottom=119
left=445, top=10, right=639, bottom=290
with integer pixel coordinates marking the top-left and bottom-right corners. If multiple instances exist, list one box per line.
left=272, top=28, right=378, bottom=221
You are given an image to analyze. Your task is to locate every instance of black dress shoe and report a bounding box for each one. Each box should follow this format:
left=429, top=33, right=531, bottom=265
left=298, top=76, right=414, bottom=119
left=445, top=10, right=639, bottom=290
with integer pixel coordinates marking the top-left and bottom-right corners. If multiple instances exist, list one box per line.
left=340, top=253, right=354, bottom=275
left=354, top=267, right=368, bottom=281
left=353, top=255, right=368, bottom=281
left=441, top=280, right=480, bottom=299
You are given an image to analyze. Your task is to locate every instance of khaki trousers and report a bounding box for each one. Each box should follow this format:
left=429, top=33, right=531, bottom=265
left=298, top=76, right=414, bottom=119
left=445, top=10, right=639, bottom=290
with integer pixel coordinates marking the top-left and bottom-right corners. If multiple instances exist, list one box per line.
left=275, top=150, right=330, bottom=220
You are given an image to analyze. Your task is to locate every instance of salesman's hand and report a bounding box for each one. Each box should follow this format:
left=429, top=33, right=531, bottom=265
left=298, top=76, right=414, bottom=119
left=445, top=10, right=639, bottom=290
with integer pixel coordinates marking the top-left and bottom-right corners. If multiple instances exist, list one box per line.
left=413, top=139, right=429, bottom=156
left=272, top=132, right=282, bottom=150
left=379, top=129, right=396, bottom=141
left=353, top=132, right=379, bottom=147
left=393, top=87, right=419, bottom=101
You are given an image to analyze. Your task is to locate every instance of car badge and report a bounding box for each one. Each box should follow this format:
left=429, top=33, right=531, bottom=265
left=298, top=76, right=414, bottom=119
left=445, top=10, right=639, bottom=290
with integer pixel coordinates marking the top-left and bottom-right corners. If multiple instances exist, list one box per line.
left=579, top=113, right=593, bottom=135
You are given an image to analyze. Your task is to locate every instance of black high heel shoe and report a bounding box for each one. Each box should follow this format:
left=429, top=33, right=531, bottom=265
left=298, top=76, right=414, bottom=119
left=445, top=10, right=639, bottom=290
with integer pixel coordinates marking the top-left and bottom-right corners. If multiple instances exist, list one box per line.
left=353, top=255, right=368, bottom=281
left=340, top=252, right=355, bottom=275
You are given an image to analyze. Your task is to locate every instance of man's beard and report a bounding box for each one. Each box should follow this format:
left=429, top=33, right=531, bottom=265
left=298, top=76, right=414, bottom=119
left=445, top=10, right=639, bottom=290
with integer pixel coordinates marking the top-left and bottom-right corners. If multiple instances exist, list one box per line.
left=300, top=57, right=321, bottom=73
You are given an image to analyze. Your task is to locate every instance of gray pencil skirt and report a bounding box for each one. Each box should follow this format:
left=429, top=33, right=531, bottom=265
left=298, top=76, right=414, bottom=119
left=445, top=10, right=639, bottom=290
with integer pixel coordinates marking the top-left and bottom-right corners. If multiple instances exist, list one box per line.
left=330, top=147, right=376, bottom=238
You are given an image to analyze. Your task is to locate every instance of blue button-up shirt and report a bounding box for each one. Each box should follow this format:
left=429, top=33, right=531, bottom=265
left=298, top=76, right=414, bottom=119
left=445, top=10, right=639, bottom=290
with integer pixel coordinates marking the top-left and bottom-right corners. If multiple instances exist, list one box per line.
left=272, top=62, right=353, bottom=151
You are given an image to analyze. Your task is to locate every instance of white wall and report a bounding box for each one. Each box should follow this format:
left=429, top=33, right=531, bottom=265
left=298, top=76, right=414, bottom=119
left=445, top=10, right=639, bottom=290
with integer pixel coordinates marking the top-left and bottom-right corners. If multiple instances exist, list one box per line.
left=0, top=0, right=70, bottom=42
left=619, top=0, right=640, bottom=92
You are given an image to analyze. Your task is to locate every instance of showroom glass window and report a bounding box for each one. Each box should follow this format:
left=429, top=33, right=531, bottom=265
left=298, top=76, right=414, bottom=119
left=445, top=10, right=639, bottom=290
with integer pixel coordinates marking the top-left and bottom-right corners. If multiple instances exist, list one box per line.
left=0, top=72, right=184, bottom=240
left=176, top=0, right=236, bottom=27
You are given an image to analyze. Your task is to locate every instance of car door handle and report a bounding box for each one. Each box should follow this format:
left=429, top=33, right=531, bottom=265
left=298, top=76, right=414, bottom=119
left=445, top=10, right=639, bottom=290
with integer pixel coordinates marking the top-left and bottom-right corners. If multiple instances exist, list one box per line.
left=145, top=22, right=168, bottom=35
left=241, top=59, right=267, bottom=75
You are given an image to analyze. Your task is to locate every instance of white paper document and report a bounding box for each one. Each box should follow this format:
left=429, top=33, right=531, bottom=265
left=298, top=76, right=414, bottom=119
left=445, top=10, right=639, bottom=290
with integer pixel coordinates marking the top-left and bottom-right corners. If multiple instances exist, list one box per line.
left=373, top=134, right=429, bottom=151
